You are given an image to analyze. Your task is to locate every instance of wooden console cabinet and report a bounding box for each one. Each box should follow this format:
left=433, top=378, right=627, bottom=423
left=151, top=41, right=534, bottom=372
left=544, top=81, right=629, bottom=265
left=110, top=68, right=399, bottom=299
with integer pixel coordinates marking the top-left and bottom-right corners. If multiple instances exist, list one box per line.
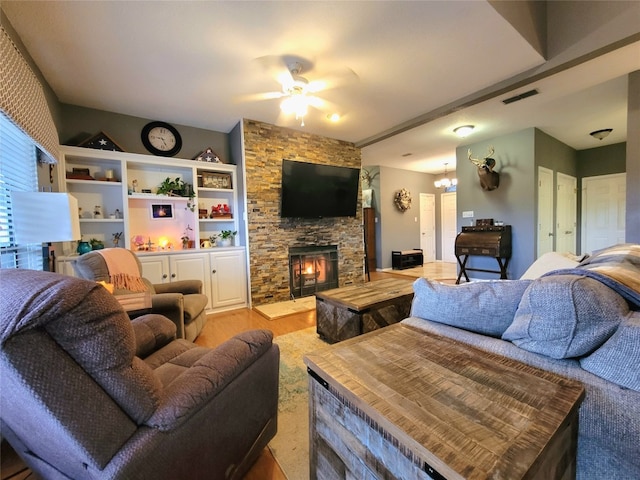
left=305, top=324, right=585, bottom=480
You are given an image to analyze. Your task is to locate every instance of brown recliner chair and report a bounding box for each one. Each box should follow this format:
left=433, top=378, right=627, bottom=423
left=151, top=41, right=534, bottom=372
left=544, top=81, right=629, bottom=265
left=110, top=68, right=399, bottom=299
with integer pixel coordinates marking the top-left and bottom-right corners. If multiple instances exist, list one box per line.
left=0, top=269, right=279, bottom=480
left=73, top=248, right=208, bottom=341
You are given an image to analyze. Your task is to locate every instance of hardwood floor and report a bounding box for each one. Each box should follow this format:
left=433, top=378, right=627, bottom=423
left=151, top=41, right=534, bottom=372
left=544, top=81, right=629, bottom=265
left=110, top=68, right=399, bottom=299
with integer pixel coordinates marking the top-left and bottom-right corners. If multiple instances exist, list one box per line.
left=0, top=265, right=456, bottom=480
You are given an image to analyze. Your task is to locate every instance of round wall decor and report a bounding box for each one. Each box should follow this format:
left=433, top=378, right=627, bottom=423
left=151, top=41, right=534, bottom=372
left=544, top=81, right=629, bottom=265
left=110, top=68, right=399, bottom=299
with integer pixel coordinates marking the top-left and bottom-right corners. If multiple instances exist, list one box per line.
left=394, top=188, right=412, bottom=212
left=141, top=121, right=182, bottom=157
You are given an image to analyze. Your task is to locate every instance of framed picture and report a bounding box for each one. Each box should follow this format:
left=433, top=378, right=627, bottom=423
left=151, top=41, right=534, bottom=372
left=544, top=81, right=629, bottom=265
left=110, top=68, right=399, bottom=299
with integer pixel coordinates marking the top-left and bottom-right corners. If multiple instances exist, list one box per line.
left=199, top=172, right=232, bottom=189
left=150, top=203, right=173, bottom=219
left=362, top=189, right=372, bottom=208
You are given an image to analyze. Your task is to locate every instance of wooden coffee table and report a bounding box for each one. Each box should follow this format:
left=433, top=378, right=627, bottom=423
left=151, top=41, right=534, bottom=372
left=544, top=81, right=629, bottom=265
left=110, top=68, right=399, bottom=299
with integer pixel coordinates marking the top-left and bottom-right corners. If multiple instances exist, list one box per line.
left=305, top=324, right=585, bottom=480
left=315, top=278, right=414, bottom=343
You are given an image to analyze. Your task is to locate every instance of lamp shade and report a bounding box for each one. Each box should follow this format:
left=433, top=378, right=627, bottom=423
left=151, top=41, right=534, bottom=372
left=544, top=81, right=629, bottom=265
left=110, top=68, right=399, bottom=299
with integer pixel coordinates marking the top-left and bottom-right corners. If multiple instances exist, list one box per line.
left=10, top=191, right=81, bottom=243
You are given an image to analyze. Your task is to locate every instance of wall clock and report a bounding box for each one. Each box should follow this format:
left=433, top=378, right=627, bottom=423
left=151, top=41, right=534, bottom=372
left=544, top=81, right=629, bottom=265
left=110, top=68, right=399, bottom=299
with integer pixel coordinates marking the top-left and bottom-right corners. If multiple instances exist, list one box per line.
left=141, top=121, right=182, bottom=157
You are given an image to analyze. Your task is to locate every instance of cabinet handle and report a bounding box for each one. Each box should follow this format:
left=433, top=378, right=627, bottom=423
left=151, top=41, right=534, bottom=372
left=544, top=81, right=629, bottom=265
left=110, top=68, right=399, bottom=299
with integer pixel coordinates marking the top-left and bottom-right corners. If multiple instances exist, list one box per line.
left=171, top=273, right=176, bottom=278
left=212, top=269, right=217, bottom=274
left=163, top=274, right=168, bottom=279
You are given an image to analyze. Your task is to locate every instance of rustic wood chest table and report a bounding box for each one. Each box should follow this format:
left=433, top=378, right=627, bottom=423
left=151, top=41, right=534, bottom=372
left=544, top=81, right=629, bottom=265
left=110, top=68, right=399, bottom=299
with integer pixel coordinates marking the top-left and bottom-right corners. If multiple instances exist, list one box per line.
left=315, top=278, right=415, bottom=343
left=304, top=324, right=585, bottom=480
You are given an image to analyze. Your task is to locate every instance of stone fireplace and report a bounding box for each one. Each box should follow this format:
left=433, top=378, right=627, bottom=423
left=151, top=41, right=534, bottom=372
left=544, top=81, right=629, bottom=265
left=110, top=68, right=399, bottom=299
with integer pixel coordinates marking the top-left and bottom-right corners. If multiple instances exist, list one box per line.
left=289, top=245, right=339, bottom=298
left=241, top=119, right=364, bottom=306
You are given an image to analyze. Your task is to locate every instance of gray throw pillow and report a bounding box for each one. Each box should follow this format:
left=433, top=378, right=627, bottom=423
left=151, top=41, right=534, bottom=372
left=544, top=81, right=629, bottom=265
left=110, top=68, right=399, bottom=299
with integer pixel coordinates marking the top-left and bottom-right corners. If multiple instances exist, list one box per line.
left=502, top=274, right=628, bottom=359
left=410, top=278, right=532, bottom=337
left=580, top=312, right=640, bottom=392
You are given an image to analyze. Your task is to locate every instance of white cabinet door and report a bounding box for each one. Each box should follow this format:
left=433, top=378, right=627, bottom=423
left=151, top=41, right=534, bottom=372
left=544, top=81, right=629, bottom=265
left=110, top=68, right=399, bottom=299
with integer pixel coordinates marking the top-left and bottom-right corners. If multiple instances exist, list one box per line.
left=139, top=255, right=170, bottom=284
left=209, top=249, right=247, bottom=310
left=170, top=253, right=212, bottom=308
left=582, top=173, right=626, bottom=254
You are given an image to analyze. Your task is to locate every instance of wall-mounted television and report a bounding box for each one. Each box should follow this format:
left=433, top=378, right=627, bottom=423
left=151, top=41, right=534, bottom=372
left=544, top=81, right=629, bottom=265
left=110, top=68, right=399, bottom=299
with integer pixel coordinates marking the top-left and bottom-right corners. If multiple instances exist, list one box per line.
left=281, top=159, right=360, bottom=218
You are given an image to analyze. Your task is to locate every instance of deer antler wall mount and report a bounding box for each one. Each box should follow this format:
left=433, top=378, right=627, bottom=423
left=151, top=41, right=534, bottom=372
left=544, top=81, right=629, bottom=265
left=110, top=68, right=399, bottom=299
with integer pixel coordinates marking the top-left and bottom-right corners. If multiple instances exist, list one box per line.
left=468, top=146, right=499, bottom=191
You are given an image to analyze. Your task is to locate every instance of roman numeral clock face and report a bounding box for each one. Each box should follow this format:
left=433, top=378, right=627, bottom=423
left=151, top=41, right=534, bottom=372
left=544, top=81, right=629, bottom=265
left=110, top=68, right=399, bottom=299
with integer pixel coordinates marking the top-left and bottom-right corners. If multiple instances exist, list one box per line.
left=141, top=121, right=182, bottom=157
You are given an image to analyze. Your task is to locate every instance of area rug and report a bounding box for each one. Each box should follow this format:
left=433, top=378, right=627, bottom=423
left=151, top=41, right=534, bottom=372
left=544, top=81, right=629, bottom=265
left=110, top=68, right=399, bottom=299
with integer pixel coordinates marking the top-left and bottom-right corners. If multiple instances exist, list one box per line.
left=254, top=296, right=316, bottom=320
left=269, top=327, right=330, bottom=479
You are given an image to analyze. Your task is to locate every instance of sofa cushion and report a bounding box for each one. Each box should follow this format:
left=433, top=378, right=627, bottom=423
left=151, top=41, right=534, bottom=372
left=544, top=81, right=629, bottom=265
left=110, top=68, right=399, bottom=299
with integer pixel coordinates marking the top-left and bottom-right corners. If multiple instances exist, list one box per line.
left=503, top=274, right=628, bottom=359
left=519, top=251, right=581, bottom=279
left=410, top=278, right=532, bottom=337
left=580, top=312, right=640, bottom=392
left=132, top=314, right=177, bottom=358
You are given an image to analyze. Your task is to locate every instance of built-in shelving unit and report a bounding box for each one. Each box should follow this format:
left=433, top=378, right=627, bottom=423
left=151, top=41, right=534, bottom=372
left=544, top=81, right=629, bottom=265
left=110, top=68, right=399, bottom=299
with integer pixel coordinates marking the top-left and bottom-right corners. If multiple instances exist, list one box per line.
left=59, top=145, right=240, bottom=252
left=57, top=146, right=247, bottom=313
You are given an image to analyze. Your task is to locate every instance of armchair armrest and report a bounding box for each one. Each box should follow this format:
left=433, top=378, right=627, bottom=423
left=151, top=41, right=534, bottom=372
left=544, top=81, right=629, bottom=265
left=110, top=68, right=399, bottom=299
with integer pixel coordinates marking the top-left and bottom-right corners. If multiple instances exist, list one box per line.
left=146, top=329, right=278, bottom=430
left=131, top=314, right=177, bottom=359
left=153, top=280, right=202, bottom=295
left=151, top=293, right=185, bottom=339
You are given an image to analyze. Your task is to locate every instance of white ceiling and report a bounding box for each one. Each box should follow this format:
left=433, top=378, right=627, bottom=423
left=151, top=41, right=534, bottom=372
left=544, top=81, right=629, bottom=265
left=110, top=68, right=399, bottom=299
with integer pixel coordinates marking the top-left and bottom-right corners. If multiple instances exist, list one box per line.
left=3, top=1, right=639, bottom=174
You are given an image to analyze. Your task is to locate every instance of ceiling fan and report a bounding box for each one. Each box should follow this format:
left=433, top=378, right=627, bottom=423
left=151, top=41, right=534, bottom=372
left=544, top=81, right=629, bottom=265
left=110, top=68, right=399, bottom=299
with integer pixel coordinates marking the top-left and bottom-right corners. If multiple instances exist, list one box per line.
left=249, top=55, right=358, bottom=126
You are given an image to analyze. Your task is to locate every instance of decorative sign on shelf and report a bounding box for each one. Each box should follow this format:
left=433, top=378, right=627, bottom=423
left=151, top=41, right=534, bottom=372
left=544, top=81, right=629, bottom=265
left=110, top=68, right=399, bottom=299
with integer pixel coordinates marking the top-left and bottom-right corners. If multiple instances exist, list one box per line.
left=199, top=171, right=232, bottom=189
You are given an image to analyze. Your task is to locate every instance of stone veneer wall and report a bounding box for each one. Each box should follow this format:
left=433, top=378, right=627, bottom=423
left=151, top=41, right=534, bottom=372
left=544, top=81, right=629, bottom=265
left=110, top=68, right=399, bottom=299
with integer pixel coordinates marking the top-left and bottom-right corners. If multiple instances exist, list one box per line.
left=243, top=119, right=364, bottom=305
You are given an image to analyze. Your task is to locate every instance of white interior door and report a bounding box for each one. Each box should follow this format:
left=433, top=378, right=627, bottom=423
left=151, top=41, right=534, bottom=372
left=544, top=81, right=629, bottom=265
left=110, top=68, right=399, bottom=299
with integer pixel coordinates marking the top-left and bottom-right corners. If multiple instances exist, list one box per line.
left=582, top=173, right=626, bottom=254
left=556, top=173, right=577, bottom=254
left=537, top=166, right=554, bottom=258
left=441, top=192, right=457, bottom=262
left=419, top=193, right=436, bottom=263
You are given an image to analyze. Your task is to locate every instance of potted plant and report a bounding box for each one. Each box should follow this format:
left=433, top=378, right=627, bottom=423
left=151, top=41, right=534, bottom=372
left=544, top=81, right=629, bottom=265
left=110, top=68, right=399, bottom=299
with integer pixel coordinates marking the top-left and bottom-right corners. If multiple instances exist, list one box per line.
left=216, top=230, right=237, bottom=247
left=157, top=176, right=195, bottom=212
left=90, top=238, right=105, bottom=250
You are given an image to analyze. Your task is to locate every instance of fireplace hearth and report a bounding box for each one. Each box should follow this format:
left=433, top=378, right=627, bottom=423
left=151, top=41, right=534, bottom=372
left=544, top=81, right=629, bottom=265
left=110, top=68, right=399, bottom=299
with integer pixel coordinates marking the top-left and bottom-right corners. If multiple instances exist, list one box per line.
left=289, top=245, right=338, bottom=298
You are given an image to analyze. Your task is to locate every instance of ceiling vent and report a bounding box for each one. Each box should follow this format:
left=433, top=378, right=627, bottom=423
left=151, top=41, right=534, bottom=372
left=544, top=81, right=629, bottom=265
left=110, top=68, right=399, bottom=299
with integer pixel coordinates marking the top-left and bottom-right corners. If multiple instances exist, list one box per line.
left=502, top=89, right=539, bottom=105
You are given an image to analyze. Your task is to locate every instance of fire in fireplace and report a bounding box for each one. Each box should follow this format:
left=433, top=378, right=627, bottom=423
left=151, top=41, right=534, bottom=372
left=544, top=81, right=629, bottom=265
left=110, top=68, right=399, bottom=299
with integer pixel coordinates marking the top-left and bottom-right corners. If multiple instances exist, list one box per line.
left=289, top=245, right=338, bottom=298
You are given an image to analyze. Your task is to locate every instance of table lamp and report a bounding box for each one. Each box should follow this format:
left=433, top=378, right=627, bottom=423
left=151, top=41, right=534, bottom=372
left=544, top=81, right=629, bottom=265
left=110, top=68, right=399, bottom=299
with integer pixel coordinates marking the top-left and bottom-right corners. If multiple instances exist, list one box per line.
left=10, top=191, right=81, bottom=271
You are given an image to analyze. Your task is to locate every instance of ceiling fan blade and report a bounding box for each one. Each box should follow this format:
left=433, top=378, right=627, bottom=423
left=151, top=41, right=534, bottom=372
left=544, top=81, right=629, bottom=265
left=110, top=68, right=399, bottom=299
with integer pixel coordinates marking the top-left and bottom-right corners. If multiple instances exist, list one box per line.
left=234, top=91, right=286, bottom=103
left=310, top=67, right=359, bottom=92
left=254, top=55, right=294, bottom=87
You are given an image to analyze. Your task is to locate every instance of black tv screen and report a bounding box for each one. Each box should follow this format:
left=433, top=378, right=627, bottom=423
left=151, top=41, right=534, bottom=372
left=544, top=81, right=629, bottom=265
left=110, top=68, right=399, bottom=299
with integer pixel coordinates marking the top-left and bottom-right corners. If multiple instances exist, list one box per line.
left=281, top=160, right=360, bottom=218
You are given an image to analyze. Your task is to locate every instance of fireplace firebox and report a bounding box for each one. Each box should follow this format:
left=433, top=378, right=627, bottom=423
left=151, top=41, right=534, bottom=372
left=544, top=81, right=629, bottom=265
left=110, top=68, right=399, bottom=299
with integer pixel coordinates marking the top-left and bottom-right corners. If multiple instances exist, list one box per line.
left=289, top=245, right=339, bottom=298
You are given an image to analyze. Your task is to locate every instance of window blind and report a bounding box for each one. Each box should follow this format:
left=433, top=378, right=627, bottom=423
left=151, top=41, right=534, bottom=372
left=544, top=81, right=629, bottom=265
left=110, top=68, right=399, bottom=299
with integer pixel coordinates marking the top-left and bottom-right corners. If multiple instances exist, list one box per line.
left=0, top=25, right=59, bottom=163
left=0, top=112, right=41, bottom=269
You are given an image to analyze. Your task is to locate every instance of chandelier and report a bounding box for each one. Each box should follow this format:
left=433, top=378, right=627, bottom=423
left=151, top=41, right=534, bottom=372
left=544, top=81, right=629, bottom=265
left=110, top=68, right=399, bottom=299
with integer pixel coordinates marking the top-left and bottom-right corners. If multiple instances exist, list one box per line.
left=434, top=163, right=457, bottom=189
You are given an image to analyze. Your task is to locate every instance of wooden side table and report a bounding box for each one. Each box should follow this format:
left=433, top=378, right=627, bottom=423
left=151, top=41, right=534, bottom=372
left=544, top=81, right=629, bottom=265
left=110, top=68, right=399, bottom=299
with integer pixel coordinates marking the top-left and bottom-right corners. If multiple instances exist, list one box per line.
left=305, top=324, right=585, bottom=480
left=315, top=278, right=414, bottom=343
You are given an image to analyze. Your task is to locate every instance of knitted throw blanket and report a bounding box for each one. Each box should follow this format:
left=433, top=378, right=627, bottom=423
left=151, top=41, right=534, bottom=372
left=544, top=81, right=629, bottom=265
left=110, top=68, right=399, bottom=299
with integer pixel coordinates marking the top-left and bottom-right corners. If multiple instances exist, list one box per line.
left=96, top=249, right=147, bottom=292
left=545, top=243, right=640, bottom=309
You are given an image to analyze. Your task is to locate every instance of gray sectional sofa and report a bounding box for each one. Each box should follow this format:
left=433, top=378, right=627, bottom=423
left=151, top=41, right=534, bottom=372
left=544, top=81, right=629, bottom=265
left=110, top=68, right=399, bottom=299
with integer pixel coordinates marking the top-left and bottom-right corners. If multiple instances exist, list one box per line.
left=406, top=244, right=640, bottom=480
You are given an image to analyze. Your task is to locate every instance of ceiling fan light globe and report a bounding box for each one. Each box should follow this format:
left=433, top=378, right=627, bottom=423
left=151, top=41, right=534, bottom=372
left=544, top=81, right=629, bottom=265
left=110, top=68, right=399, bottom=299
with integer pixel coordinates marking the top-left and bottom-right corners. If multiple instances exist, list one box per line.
left=281, top=96, right=308, bottom=117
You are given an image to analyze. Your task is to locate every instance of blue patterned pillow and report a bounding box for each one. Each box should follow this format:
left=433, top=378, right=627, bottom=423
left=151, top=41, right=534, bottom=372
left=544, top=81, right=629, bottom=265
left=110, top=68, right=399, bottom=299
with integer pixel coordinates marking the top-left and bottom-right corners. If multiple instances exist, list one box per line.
left=503, top=275, right=628, bottom=359
left=410, top=278, right=532, bottom=337
left=580, top=313, right=640, bottom=391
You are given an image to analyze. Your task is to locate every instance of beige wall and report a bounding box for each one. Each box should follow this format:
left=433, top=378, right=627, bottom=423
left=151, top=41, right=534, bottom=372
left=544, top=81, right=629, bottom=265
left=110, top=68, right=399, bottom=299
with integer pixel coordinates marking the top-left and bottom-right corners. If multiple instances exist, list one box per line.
left=242, top=119, right=363, bottom=305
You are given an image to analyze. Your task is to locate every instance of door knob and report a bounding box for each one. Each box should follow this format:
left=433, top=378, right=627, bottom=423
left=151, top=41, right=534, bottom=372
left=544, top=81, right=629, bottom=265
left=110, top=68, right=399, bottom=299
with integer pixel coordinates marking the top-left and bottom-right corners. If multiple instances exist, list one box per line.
left=171, top=273, right=176, bottom=278
left=212, top=269, right=217, bottom=274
